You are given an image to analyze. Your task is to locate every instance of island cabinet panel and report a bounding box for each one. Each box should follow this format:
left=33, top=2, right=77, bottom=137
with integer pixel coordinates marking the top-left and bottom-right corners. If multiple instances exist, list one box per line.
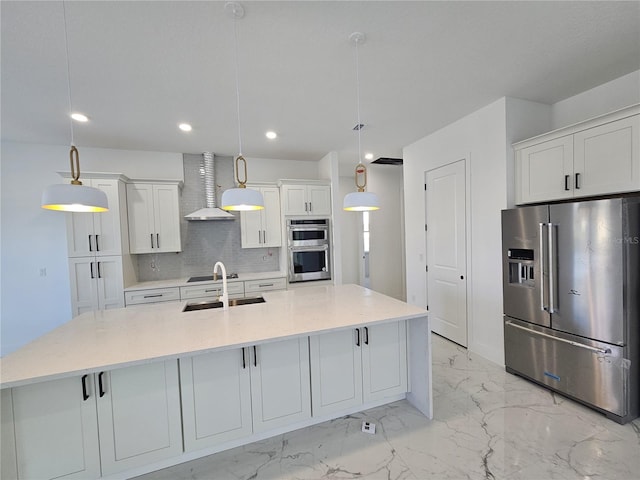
left=4, top=376, right=101, bottom=480
left=250, top=338, right=312, bottom=432
left=96, top=360, right=183, bottom=476
left=180, top=349, right=253, bottom=452
left=310, top=321, right=407, bottom=417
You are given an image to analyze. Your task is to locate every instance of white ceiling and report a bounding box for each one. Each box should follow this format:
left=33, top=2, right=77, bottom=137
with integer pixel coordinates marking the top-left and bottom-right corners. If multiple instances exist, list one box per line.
left=2, top=1, right=639, bottom=170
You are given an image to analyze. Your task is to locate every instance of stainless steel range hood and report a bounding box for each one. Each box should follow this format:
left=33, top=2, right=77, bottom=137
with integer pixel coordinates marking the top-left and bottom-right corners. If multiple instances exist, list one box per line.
left=185, top=152, right=235, bottom=221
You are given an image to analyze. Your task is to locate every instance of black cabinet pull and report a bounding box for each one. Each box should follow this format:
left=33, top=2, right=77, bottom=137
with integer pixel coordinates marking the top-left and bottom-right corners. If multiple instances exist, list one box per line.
left=98, top=372, right=106, bottom=397
left=97, top=262, right=102, bottom=279
left=95, top=235, right=100, bottom=251
left=150, top=233, right=154, bottom=248
left=90, top=262, right=95, bottom=279
left=242, top=348, right=246, bottom=369
left=143, top=293, right=163, bottom=298
left=575, top=172, right=581, bottom=189
left=564, top=175, right=570, bottom=191
left=88, top=235, right=93, bottom=252
left=156, top=234, right=160, bottom=249
left=364, top=326, right=369, bottom=345
left=355, top=328, right=361, bottom=347
left=81, top=374, right=89, bottom=401
left=253, top=345, right=257, bottom=367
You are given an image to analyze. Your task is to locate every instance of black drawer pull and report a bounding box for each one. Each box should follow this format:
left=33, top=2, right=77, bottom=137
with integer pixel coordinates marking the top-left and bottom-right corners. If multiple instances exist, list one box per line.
left=81, top=374, right=89, bottom=401
left=143, top=294, right=163, bottom=298
left=98, top=372, right=106, bottom=398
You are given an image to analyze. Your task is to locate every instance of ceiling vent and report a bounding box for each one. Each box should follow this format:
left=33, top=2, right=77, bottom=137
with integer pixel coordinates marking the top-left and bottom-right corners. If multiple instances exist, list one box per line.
left=371, top=157, right=403, bottom=165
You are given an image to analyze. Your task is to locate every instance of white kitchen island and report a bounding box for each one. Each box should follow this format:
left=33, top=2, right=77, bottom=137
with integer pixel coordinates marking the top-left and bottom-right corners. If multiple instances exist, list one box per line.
left=0, top=284, right=431, bottom=479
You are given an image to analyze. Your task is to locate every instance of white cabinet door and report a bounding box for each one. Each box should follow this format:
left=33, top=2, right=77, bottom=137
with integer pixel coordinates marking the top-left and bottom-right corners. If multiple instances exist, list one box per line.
left=126, top=183, right=156, bottom=253
left=127, top=183, right=181, bottom=254
left=517, top=136, right=574, bottom=204
left=180, top=350, right=252, bottom=452
left=241, top=187, right=282, bottom=248
left=69, top=256, right=124, bottom=317
left=67, top=178, right=122, bottom=257
left=361, top=322, right=407, bottom=403
left=309, top=329, right=363, bottom=417
left=153, top=184, right=182, bottom=252
left=96, top=361, right=182, bottom=476
left=8, top=376, right=100, bottom=480
left=261, top=187, right=282, bottom=247
left=308, top=185, right=331, bottom=215
left=574, top=115, right=640, bottom=197
left=281, top=185, right=308, bottom=215
left=250, top=338, right=311, bottom=432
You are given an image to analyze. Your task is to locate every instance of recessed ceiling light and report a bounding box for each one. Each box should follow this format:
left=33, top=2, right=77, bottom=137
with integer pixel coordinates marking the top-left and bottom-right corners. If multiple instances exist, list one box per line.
left=178, top=123, right=192, bottom=132
left=70, top=113, right=88, bottom=122
left=265, top=131, right=277, bottom=140
left=364, top=153, right=374, bottom=161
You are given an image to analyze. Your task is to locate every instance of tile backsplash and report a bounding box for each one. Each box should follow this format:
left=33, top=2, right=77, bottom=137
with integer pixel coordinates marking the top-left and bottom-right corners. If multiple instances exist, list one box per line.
left=135, top=154, right=280, bottom=281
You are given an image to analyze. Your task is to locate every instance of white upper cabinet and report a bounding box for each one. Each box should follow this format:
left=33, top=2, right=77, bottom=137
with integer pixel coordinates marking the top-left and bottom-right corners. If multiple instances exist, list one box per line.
left=281, top=183, right=331, bottom=216
left=127, top=182, right=182, bottom=253
left=573, top=115, right=639, bottom=198
left=241, top=186, right=282, bottom=248
left=67, top=177, right=126, bottom=257
left=515, top=106, right=639, bottom=205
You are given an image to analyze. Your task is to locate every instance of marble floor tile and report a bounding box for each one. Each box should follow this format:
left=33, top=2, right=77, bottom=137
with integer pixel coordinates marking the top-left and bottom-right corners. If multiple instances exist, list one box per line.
left=135, top=334, right=640, bottom=480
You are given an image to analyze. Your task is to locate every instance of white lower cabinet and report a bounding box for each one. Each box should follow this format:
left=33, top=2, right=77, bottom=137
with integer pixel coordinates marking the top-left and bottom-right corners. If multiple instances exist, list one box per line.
left=96, top=361, right=182, bottom=476
left=1, top=361, right=182, bottom=479
left=180, top=337, right=311, bottom=451
left=3, top=376, right=101, bottom=480
left=310, top=321, right=407, bottom=418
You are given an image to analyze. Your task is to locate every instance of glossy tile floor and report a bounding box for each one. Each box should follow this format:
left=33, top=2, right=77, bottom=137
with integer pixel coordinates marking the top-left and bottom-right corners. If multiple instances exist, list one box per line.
left=136, top=335, right=640, bottom=479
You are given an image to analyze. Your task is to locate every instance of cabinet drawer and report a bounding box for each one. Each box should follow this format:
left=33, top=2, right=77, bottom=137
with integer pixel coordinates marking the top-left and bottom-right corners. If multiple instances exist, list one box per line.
left=125, top=287, right=180, bottom=305
left=244, top=278, right=286, bottom=294
left=180, top=282, right=244, bottom=300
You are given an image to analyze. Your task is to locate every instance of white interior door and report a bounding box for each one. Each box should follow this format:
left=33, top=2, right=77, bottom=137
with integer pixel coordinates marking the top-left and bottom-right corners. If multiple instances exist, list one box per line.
left=425, top=160, right=468, bottom=346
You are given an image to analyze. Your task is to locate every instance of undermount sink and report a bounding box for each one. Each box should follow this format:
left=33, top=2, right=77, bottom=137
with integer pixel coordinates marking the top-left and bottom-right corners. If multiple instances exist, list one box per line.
left=182, top=296, right=265, bottom=312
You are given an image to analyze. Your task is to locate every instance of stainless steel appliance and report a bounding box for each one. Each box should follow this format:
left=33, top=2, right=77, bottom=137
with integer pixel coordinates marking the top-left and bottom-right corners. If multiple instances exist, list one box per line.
left=287, top=219, right=331, bottom=282
left=501, top=197, right=639, bottom=423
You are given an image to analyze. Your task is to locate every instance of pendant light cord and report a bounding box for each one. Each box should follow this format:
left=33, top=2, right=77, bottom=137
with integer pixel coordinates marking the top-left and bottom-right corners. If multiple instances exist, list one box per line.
left=232, top=12, right=243, bottom=156
left=62, top=1, right=75, bottom=147
left=355, top=38, right=362, bottom=163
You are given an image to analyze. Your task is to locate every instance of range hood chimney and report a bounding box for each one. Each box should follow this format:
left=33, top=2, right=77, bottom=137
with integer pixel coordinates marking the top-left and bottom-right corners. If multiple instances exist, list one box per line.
left=185, top=152, right=235, bottom=221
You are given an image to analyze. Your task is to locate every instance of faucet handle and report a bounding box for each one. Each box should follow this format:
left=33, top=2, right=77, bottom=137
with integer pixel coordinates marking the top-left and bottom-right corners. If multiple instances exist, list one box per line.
left=213, top=271, right=219, bottom=281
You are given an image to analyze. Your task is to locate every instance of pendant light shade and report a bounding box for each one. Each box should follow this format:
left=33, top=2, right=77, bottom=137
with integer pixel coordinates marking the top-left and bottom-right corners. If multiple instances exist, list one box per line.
left=220, top=2, right=264, bottom=212
left=343, top=32, right=380, bottom=212
left=41, top=3, right=108, bottom=213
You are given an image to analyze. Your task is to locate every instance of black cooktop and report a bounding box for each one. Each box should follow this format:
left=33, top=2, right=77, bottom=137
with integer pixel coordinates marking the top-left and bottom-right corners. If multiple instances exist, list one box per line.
left=187, top=273, right=239, bottom=283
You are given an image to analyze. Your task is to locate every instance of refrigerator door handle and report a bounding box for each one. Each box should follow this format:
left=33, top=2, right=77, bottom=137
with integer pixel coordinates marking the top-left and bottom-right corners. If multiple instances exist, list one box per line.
left=548, top=222, right=555, bottom=314
left=539, top=222, right=547, bottom=311
left=505, top=320, right=612, bottom=355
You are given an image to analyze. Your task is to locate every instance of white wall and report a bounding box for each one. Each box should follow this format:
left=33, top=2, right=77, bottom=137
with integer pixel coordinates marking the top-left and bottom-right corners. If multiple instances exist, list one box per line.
left=368, top=164, right=405, bottom=300
left=245, top=156, right=320, bottom=183
left=0, top=142, right=183, bottom=355
left=551, top=70, right=640, bottom=129
left=403, top=97, right=552, bottom=365
left=318, top=151, right=343, bottom=285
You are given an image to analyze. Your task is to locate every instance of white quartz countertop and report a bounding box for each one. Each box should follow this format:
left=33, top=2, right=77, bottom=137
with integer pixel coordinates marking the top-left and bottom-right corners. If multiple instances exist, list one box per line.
left=124, top=271, right=285, bottom=291
left=0, top=284, right=427, bottom=389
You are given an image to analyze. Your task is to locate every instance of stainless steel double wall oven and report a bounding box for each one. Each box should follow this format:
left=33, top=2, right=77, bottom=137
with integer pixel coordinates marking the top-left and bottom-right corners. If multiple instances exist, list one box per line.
left=287, top=219, right=331, bottom=282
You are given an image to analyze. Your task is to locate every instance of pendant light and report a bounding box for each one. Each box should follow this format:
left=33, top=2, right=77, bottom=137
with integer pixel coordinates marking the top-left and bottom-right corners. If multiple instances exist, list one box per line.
left=343, top=32, right=380, bottom=212
left=41, top=2, right=108, bottom=213
left=220, top=1, right=264, bottom=212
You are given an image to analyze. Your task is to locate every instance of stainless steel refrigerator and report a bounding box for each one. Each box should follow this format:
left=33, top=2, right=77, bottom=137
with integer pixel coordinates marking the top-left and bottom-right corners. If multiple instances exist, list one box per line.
left=501, top=197, right=639, bottom=424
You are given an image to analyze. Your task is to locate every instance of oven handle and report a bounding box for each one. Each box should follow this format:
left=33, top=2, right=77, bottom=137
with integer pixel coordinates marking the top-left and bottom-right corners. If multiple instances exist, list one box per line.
left=288, top=244, right=329, bottom=251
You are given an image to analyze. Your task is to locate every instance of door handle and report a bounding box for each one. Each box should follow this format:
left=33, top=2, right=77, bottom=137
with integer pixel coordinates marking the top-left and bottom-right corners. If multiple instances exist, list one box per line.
left=355, top=328, right=361, bottom=347
left=548, top=222, right=555, bottom=314
left=98, top=372, right=106, bottom=398
left=88, top=234, right=93, bottom=252
left=364, top=326, right=369, bottom=345
left=253, top=345, right=257, bottom=367
left=564, top=175, right=570, bottom=191
left=156, top=233, right=160, bottom=249
left=309, top=202, right=312, bottom=212
left=90, top=262, right=95, bottom=279
left=263, top=230, right=266, bottom=244
left=95, top=235, right=100, bottom=252
left=539, top=223, right=547, bottom=312
left=242, top=347, right=246, bottom=369
left=97, top=262, right=102, bottom=279
left=150, top=233, right=154, bottom=249
left=81, top=374, right=89, bottom=401
left=575, top=173, right=581, bottom=190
